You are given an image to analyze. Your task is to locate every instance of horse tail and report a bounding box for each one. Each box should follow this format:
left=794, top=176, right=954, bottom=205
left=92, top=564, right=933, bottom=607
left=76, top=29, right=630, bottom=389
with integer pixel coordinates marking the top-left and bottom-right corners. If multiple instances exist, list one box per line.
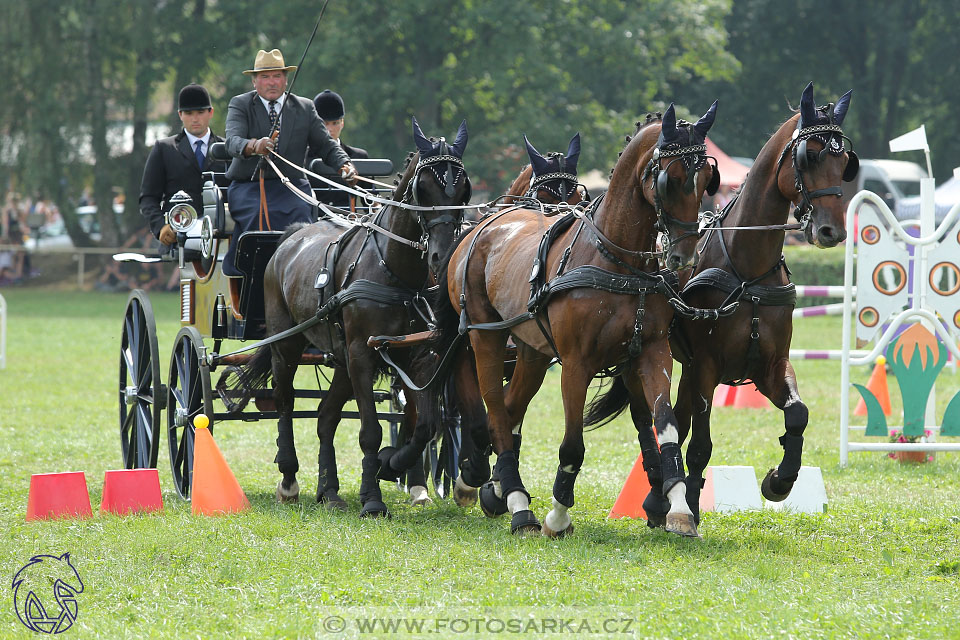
left=583, top=376, right=630, bottom=429
left=215, top=345, right=274, bottom=413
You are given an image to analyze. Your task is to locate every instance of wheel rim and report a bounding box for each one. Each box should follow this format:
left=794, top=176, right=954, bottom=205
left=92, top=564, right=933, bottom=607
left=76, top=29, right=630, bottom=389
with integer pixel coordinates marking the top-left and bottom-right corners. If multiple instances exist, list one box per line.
left=166, top=327, right=212, bottom=500
left=119, top=290, right=161, bottom=469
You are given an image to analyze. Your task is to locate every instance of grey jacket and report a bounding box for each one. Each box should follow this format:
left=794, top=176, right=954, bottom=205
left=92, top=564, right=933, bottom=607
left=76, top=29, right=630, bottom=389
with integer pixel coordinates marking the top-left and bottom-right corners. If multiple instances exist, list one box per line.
left=224, top=90, right=350, bottom=182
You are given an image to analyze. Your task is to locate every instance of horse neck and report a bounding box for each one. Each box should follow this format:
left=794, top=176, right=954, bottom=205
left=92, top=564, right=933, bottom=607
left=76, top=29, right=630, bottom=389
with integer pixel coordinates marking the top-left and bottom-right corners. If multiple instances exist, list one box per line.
left=719, top=122, right=796, bottom=279
left=503, top=166, right=532, bottom=204
left=592, top=151, right=657, bottom=257
left=377, top=205, right=426, bottom=280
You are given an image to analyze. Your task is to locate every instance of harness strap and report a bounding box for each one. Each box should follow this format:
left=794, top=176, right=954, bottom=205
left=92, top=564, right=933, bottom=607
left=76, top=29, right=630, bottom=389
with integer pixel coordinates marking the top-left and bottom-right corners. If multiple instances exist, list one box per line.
left=258, top=169, right=272, bottom=231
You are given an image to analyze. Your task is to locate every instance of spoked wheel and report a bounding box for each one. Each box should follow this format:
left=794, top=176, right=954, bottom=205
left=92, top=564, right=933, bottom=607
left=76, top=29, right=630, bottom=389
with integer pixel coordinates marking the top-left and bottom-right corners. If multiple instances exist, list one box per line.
left=119, top=290, right=164, bottom=469
left=431, top=381, right=462, bottom=498
left=388, top=379, right=407, bottom=490
left=166, top=326, right=213, bottom=500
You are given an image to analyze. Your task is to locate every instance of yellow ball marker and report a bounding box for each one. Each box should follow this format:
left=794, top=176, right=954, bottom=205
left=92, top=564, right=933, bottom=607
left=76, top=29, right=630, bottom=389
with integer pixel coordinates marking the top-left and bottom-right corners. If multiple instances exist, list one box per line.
left=194, top=414, right=210, bottom=430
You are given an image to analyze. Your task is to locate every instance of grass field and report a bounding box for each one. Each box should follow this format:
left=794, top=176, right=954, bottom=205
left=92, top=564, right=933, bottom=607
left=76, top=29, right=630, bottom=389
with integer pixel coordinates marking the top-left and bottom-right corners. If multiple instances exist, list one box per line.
left=1, top=287, right=958, bottom=639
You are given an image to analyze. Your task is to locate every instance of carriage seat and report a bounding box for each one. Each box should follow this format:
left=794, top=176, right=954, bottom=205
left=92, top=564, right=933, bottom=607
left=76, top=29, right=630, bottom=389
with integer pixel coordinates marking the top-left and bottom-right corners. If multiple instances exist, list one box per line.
left=228, top=230, right=285, bottom=339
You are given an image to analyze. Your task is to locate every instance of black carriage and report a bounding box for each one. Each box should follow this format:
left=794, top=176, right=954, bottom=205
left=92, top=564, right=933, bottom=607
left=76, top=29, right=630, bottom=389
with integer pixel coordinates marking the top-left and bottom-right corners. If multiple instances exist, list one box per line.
left=118, top=145, right=459, bottom=500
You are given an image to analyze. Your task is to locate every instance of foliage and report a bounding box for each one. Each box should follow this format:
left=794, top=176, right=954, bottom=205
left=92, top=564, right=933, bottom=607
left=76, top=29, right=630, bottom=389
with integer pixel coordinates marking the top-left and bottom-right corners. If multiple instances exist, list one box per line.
left=783, top=244, right=845, bottom=306
left=7, top=0, right=960, bottom=248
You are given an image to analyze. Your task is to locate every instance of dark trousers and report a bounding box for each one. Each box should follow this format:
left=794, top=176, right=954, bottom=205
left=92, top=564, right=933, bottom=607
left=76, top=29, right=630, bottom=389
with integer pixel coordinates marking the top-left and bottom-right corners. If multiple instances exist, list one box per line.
left=223, top=178, right=314, bottom=276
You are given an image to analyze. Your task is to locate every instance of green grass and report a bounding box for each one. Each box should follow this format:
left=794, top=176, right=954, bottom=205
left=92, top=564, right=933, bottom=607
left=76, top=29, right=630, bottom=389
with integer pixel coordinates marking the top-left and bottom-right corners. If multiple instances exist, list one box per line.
left=1, top=288, right=958, bottom=639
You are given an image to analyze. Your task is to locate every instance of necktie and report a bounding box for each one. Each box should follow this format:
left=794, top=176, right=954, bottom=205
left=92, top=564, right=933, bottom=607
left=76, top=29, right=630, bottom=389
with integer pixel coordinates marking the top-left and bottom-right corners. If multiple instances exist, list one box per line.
left=269, top=100, right=279, bottom=134
left=194, top=140, right=205, bottom=169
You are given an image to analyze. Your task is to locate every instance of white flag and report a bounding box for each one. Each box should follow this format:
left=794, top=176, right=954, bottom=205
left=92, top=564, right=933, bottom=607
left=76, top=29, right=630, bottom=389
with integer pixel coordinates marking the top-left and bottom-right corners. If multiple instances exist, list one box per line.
left=889, top=125, right=928, bottom=153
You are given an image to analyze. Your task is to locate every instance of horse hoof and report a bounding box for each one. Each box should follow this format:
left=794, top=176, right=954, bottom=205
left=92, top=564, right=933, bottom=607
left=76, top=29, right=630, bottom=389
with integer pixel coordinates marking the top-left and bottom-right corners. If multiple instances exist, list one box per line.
left=761, top=468, right=792, bottom=502
left=479, top=481, right=508, bottom=518
left=359, top=500, right=391, bottom=519
left=542, top=521, right=574, bottom=539
left=665, top=512, right=700, bottom=538
left=318, top=491, right=348, bottom=511
left=409, top=485, right=433, bottom=506
left=510, top=510, right=542, bottom=536
left=453, top=477, right=478, bottom=508
left=276, top=480, right=300, bottom=503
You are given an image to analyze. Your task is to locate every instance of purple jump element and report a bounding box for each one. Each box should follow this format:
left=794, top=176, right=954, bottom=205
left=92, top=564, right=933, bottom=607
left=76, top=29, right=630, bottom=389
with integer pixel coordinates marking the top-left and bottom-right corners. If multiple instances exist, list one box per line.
left=793, top=303, right=845, bottom=318
left=795, top=285, right=852, bottom=298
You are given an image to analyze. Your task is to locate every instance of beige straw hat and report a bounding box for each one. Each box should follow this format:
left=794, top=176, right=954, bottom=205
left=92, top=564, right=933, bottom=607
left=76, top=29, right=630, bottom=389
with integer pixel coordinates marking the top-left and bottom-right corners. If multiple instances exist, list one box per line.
left=242, top=49, right=297, bottom=75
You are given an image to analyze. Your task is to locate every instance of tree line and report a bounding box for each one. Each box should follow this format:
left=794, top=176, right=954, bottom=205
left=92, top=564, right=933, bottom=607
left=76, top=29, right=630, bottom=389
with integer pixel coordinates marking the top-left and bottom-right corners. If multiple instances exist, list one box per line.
left=3, top=0, right=957, bottom=247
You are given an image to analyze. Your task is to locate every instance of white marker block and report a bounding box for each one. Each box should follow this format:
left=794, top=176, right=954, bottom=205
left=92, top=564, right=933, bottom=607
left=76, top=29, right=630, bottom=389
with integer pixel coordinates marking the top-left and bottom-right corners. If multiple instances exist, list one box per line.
left=700, top=465, right=762, bottom=513
left=765, top=466, right=828, bottom=514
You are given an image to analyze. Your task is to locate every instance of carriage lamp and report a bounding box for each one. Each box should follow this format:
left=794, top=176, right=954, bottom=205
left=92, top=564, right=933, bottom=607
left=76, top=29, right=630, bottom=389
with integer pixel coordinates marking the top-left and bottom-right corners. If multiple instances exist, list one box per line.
left=166, top=191, right=198, bottom=232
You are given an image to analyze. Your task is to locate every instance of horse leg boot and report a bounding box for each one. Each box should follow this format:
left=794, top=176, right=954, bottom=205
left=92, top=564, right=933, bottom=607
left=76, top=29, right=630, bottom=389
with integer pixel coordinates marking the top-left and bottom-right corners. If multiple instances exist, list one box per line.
left=762, top=400, right=808, bottom=501
left=630, top=398, right=668, bottom=529
left=676, top=374, right=715, bottom=525
left=358, top=452, right=389, bottom=518
left=492, top=448, right=540, bottom=535
left=478, top=432, right=520, bottom=518
left=760, top=362, right=808, bottom=502
left=625, top=355, right=698, bottom=537
left=451, top=356, right=489, bottom=507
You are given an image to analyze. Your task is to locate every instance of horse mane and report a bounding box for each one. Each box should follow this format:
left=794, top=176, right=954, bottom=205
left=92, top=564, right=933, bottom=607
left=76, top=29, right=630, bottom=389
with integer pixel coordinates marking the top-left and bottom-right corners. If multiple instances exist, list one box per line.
left=609, top=112, right=663, bottom=179
left=392, top=150, right=420, bottom=201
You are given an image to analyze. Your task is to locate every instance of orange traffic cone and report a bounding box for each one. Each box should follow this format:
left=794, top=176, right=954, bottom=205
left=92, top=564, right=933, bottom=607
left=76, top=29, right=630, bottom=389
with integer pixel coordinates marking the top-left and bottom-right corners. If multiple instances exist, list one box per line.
left=608, top=453, right=653, bottom=520
left=855, top=356, right=891, bottom=416
left=713, top=384, right=737, bottom=407
left=26, top=472, right=92, bottom=521
left=732, top=383, right=770, bottom=409
left=191, top=415, right=250, bottom=516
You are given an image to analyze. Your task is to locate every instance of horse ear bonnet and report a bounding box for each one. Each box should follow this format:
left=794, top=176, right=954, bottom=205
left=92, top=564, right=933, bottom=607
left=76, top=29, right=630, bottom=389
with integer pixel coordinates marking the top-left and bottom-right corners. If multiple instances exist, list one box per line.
left=524, top=134, right=550, bottom=176
left=565, top=133, right=581, bottom=174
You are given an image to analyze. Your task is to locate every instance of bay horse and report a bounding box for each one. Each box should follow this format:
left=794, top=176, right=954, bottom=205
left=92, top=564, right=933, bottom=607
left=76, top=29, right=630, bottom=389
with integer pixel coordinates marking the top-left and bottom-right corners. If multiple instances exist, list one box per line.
left=429, top=102, right=720, bottom=537
left=665, top=82, right=857, bottom=525
left=383, top=132, right=586, bottom=503
left=219, top=117, right=472, bottom=518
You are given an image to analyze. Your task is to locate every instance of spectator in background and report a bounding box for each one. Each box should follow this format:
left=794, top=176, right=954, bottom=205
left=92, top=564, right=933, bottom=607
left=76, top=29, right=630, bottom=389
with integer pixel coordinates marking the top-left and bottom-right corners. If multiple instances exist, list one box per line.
left=1, top=193, right=27, bottom=283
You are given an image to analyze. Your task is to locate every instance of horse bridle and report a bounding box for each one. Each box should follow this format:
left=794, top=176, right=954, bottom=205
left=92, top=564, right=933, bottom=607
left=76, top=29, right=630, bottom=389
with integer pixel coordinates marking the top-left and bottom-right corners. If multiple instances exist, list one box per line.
left=397, top=145, right=471, bottom=249
left=775, top=121, right=858, bottom=228
left=643, top=137, right=715, bottom=251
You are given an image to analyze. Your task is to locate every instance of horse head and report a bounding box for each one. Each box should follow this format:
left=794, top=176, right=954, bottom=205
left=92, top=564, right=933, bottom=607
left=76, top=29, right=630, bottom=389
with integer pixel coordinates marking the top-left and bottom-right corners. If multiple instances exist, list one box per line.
left=632, top=100, right=720, bottom=271
left=777, top=82, right=857, bottom=248
left=521, top=133, right=583, bottom=204
left=404, top=116, right=472, bottom=276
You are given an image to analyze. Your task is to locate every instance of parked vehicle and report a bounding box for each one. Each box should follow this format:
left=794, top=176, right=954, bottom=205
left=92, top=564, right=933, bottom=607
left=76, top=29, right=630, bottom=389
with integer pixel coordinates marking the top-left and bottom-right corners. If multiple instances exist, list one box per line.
left=841, top=159, right=926, bottom=217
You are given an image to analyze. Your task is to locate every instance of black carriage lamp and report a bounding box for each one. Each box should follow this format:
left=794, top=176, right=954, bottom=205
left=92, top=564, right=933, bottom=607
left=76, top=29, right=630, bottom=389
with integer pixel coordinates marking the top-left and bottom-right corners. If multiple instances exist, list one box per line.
left=166, top=191, right=198, bottom=232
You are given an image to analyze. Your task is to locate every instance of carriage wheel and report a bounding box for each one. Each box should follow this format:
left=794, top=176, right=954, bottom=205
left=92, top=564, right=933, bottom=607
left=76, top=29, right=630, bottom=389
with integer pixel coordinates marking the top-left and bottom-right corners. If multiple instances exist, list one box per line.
left=388, top=379, right=407, bottom=490
left=166, top=326, right=213, bottom=500
left=119, top=290, right=163, bottom=469
left=433, top=383, right=462, bottom=498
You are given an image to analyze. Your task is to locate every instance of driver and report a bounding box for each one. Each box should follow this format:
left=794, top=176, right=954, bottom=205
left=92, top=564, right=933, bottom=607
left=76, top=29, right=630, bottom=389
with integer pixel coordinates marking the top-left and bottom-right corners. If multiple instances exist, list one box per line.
left=222, top=48, right=358, bottom=275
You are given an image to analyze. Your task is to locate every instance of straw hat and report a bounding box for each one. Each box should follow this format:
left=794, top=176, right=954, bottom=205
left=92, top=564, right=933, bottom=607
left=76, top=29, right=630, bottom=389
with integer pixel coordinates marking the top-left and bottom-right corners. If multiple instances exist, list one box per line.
left=242, top=49, right=297, bottom=75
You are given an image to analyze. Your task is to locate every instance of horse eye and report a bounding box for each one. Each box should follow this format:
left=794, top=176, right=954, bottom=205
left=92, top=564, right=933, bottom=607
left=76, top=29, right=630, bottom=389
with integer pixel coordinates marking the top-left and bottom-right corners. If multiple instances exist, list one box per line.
left=806, top=151, right=818, bottom=164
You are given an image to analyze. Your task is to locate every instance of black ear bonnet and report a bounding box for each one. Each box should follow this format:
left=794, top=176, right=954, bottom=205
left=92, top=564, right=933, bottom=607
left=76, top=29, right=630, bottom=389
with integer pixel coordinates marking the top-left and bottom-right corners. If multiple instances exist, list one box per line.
left=409, top=117, right=471, bottom=206
left=794, top=83, right=857, bottom=182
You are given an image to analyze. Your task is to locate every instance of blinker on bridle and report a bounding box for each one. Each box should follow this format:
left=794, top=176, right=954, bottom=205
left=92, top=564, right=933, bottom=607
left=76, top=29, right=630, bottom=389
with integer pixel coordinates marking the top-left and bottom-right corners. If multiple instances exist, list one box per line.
left=643, top=137, right=714, bottom=251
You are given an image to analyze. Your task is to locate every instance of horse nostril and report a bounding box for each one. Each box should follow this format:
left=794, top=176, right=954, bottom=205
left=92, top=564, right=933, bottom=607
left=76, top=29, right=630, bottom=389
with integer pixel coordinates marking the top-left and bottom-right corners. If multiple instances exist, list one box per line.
left=819, top=225, right=838, bottom=245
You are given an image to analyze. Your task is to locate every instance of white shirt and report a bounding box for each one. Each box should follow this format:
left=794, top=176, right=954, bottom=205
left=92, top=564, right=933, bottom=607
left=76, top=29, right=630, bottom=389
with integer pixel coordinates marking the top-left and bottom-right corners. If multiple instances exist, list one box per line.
left=184, top=129, right=211, bottom=157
